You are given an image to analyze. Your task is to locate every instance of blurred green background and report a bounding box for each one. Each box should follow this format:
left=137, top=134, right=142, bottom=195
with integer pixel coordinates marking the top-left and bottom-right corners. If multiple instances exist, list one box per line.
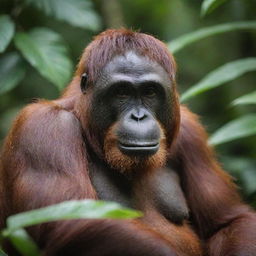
left=0, top=0, right=256, bottom=206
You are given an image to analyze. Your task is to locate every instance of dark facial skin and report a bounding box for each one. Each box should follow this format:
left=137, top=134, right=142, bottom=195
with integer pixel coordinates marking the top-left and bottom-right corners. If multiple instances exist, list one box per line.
left=85, top=51, right=188, bottom=224
left=90, top=51, right=173, bottom=157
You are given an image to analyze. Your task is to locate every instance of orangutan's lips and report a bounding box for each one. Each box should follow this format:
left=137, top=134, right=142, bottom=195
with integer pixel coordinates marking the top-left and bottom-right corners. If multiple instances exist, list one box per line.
left=119, top=141, right=159, bottom=156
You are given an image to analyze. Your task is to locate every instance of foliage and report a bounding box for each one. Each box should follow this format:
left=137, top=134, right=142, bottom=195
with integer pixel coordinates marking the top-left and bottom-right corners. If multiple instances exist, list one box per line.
left=0, top=15, right=15, bottom=53
left=169, top=21, right=256, bottom=54
left=201, top=0, right=231, bottom=16
left=169, top=1, right=256, bottom=145
left=14, top=28, right=73, bottom=90
left=209, top=115, right=256, bottom=145
left=0, top=53, right=26, bottom=94
left=25, top=0, right=101, bottom=31
left=180, top=58, right=256, bottom=102
left=0, top=248, right=8, bottom=256
left=167, top=0, right=256, bottom=203
left=0, top=0, right=100, bottom=92
left=0, top=200, right=141, bottom=255
left=231, top=91, right=256, bottom=106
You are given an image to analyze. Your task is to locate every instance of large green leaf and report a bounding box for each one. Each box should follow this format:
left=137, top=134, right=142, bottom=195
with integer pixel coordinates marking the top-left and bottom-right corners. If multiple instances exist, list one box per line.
left=26, top=0, right=101, bottom=31
left=8, top=229, right=40, bottom=256
left=0, top=15, right=15, bottom=53
left=14, top=28, right=73, bottom=90
left=168, top=21, right=256, bottom=54
left=209, top=114, right=256, bottom=145
left=201, top=0, right=230, bottom=16
left=231, top=91, right=256, bottom=106
left=181, top=58, right=256, bottom=102
left=0, top=52, right=26, bottom=95
left=5, top=200, right=142, bottom=233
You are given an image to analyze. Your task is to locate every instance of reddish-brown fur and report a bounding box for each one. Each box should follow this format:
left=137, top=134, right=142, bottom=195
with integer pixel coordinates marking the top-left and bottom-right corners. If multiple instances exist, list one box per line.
left=0, top=29, right=255, bottom=256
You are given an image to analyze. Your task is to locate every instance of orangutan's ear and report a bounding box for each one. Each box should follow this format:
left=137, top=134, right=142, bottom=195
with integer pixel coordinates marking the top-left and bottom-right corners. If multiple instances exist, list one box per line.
left=80, top=73, right=88, bottom=94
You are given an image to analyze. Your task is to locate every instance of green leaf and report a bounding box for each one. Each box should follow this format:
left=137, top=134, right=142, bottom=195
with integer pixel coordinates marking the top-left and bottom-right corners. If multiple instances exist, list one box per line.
left=181, top=58, right=256, bottom=102
left=0, top=15, right=15, bottom=53
left=240, top=167, right=256, bottom=195
left=0, top=248, right=8, bottom=256
left=221, top=157, right=256, bottom=195
left=201, top=0, right=230, bottom=16
left=26, top=0, right=101, bottom=31
left=8, top=229, right=40, bottom=256
left=231, top=91, right=256, bottom=106
left=209, top=114, right=256, bottom=145
left=6, top=200, right=142, bottom=232
left=14, top=28, right=73, bottom=90
left=168, top=21, right=256, bottom=54
left=0, top=52, right=26, bottom=94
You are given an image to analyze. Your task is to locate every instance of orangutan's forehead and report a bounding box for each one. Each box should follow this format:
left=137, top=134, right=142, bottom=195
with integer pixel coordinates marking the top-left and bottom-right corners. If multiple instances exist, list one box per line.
left=101, top=51, right=171, bottom=80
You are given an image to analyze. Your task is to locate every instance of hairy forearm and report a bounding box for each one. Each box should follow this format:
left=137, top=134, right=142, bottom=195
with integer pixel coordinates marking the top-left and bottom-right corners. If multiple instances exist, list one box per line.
left=207, top=211, right=256, bottom=256
left=43, top=219, right=176, bottom=256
